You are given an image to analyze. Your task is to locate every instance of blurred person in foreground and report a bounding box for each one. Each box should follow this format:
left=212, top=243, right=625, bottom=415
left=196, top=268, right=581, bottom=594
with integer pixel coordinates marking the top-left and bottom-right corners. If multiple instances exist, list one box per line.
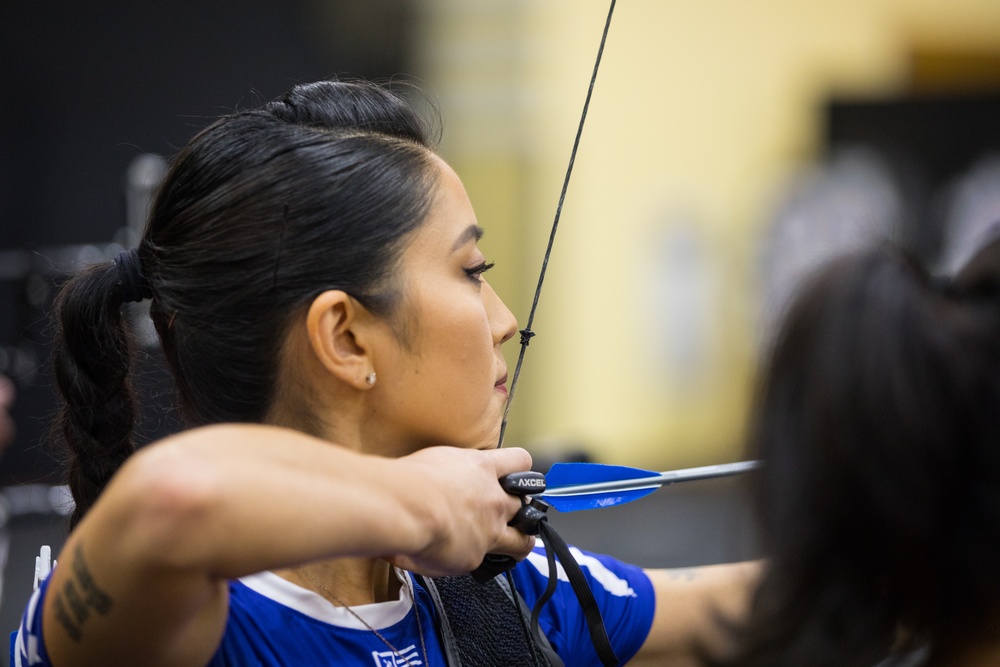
left=716, top=234, right=1000, bottom=666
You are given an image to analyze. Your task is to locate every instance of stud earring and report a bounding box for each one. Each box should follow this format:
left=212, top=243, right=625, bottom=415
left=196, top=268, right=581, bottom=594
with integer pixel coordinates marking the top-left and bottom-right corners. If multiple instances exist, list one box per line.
left=365, top=372, right=377, bottom=386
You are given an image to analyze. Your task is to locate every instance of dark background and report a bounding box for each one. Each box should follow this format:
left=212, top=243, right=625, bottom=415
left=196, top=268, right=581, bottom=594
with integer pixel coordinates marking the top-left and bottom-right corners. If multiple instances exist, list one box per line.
left=0, top=0, right=414, bottom=489
left=826, top=92, right=1000, bottom=263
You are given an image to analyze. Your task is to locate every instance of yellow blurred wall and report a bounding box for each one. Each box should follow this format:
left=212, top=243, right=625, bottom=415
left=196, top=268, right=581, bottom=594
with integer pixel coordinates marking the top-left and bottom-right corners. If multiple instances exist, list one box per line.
left=414, top=0, right=1000, bottom=468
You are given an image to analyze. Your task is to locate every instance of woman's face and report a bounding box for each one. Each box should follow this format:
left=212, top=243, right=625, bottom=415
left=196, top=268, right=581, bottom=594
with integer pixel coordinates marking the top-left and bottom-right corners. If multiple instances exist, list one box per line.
left=367, top=156, right=517, bottom=454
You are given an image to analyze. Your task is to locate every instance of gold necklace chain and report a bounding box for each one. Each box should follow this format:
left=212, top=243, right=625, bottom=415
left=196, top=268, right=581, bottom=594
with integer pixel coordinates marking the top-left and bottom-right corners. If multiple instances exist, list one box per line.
left=298, top=566, right=430, bottom=667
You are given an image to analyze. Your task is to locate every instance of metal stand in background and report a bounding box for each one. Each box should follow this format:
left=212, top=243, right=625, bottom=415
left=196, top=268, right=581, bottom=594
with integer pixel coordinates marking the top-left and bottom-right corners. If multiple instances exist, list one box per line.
left=0, top=151, right=169, bottom=438
left=0, top=153, right=168, bottom=379
left=0, top=484, right=73, bottom=634
left=0, top=155, right=167, bottom=622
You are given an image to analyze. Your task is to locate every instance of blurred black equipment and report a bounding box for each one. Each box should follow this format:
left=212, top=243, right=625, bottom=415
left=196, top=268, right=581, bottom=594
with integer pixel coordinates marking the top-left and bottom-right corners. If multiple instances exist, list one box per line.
left=0, top=155, right=179, bottom=490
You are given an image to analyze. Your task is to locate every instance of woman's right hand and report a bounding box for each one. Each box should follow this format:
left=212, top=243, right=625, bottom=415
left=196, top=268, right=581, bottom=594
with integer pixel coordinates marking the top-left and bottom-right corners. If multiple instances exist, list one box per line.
left=388, top=445, right=536, bottom=577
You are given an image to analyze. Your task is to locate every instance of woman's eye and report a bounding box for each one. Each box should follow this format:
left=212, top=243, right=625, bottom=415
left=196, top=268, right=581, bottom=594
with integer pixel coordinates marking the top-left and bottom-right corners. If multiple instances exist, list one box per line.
left=464, top=261, right=495, bottom=281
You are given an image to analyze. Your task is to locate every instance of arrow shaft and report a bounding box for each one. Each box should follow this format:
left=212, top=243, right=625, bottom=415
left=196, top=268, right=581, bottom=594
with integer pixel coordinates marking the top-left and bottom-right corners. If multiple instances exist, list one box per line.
left=542, top=460, right=761, bottom=498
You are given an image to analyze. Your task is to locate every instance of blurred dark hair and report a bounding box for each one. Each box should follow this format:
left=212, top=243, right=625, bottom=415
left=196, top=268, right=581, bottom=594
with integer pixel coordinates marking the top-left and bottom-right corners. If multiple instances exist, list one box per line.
left=717, top=236, right=1000, bottom=666
left=51, top=80, right=440, bottom=528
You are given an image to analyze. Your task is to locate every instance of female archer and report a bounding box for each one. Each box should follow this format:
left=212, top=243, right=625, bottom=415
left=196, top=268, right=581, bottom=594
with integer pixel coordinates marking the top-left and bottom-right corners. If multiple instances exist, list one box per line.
left=15, top=80, right=755, bottom=667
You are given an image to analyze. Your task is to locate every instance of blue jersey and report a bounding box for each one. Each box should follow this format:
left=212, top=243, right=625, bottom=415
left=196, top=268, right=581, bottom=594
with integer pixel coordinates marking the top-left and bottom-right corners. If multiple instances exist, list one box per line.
left=15, top=544, right=655, bottom=667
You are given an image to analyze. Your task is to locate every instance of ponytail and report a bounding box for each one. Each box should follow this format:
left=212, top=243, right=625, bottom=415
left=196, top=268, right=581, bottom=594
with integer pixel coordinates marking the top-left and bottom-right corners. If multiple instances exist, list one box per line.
left=51, top=262, right=141, bottom=529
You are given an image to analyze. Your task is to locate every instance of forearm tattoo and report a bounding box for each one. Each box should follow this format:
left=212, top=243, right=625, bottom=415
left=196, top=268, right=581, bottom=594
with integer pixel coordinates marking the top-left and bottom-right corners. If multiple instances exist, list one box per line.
left=666, top=567, right=701, bottom=582
left=53, top=543, right=113, bottom=642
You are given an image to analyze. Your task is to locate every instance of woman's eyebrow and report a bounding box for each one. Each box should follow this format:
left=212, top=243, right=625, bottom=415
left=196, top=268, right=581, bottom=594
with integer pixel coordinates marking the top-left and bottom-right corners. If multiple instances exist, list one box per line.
left=451, top=225, right=485, bottom=253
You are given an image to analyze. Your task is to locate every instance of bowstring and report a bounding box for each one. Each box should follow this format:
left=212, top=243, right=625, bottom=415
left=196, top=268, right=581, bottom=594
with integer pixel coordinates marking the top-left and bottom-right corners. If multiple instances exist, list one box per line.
left=497, top=0, right=618, bottom=448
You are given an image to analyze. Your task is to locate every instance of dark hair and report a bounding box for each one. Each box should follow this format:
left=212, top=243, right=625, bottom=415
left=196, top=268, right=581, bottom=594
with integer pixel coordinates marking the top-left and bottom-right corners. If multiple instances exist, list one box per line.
left=52, top=80, right=440, bottom=528
left=716, top=237, right=1000, bottom=665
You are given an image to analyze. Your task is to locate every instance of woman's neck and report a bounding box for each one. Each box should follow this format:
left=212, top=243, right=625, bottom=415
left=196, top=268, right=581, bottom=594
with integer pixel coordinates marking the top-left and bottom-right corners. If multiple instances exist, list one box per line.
left=276, top=557, right=400, bottom=606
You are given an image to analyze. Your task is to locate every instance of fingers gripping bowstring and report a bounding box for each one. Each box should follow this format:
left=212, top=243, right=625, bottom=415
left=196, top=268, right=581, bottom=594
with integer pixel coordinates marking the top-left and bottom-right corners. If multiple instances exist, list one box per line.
left=497, top=0, right=618, bottom=448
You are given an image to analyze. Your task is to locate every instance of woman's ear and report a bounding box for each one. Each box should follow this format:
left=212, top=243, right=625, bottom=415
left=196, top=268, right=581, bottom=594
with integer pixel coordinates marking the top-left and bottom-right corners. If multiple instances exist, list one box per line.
left=305, top=290, right=376, bottom=389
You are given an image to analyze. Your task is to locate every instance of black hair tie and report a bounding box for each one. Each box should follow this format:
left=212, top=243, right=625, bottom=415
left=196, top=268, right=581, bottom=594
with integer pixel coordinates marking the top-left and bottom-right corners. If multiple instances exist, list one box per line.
left=114, top=249, right=152, bottom=303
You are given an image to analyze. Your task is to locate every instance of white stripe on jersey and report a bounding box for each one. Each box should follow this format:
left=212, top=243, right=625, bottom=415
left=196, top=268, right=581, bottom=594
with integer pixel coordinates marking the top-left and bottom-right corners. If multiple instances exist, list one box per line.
left=526, top=544, right=637, bottom=597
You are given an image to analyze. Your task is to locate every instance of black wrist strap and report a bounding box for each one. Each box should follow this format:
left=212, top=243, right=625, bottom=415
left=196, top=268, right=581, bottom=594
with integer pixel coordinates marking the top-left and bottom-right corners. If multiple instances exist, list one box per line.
left=531, top=520, right=620, bottom=667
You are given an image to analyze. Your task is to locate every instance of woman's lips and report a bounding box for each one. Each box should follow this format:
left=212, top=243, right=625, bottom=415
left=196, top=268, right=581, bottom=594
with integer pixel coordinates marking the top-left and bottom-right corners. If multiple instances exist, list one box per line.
left=495, top=373, right=508, bottom=397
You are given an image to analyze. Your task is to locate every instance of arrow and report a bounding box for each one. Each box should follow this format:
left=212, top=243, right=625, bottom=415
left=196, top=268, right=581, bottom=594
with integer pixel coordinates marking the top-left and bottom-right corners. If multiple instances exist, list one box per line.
left=538, top=460, right=761, bottom=512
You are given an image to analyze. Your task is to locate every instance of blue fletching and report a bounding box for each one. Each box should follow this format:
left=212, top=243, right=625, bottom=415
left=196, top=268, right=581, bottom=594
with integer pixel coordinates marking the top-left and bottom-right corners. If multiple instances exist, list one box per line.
left=545, top=461, right=658, bottom=488
left=538, top=460, right=761, bottom=513
left=544, top=486, right=659, bottom=512
left=542, top=462, right=661, bottom=513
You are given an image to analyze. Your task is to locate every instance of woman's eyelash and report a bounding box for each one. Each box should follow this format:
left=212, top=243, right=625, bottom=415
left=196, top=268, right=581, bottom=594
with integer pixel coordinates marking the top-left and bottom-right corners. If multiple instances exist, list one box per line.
left=465, top=261, right=495, bottom=279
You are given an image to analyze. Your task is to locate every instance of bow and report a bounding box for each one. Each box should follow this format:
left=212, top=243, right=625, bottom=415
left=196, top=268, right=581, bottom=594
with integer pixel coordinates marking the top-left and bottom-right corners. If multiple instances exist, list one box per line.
left=496, top=0, right=618, bottom=449
left=492, top=0, right=759, bottom=507
left=477, top=4, right=761, bottom=665
left=475, top=4, right=625, bottom=666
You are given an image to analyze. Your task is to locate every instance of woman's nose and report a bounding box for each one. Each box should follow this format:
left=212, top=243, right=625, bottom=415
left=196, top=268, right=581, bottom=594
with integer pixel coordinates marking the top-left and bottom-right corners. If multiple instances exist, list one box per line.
left=485, top=282, right=517, bottom=345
